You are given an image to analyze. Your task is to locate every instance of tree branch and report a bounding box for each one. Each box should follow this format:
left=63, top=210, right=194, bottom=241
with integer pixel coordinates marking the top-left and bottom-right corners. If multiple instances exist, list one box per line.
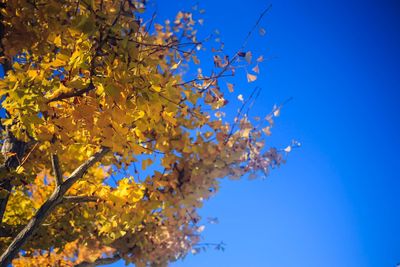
left=0, top=147, right=110, bottom=266
left=0, top=129, right=28, bottom=223
left=47, top=1, right=127, bottom=104
left=74, top=254, right=121, bottom=267
left=239, top=4, right=272, bottom=52
left=63, top=196, right=99, bottom=203
left=0, top=177, right=11, bottom=223
left=62, top=147, right=110, bottom=189
left=46, top=83, right=95, bottom=103
left=51, top=154, right=63, bottom=186
left=0, top=223, right=23, bottom=238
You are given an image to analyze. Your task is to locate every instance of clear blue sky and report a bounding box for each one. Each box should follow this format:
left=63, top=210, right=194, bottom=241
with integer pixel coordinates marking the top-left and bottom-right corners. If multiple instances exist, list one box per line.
left=113, top=0, right=398, bottom=266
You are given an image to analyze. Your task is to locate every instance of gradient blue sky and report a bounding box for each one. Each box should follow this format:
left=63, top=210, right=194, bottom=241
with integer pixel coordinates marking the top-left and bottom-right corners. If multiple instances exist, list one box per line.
left=104, top=0, right=400, bottom=266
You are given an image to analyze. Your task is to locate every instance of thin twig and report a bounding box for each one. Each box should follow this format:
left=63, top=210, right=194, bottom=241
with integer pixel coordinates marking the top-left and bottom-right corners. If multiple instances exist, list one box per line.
left=74, top=254, right=121, bottom=267
left=63, top=195, right=99, bottom=203
left=239, top=4, right=272, bottom=52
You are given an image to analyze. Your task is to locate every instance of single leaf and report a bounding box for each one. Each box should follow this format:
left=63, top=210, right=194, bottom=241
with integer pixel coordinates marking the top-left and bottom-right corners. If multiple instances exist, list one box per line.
left=245, top=51, right=252, bottom=64
left=284, top=146, right=292, bottom=153
left=247, top=73, right=257, bottom=83
left=54, top=35, right=62, bottom=47
left=262, top=126, right=271, bottom=136
left=273, top=106, right=281, bottom=117
left=252, top=64, right=260, bottom=74
left=227, top=82, right=234, bottom=93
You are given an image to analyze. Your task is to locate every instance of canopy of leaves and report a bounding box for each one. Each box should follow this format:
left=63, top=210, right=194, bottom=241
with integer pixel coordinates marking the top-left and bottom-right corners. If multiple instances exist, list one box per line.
left=0, top=1, right=289, bottom=266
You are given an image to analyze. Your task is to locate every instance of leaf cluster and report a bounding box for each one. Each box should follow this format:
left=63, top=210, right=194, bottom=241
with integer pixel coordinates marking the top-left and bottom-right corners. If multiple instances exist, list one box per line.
left=0, top=1, right=289, bottom=266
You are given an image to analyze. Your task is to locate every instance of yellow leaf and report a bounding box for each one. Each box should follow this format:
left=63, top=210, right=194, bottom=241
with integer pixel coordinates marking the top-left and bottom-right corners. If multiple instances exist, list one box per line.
left=241, top=128, right=251, bottom=138
left=162, top=111, right=177, bottom=126
left=27, top=70, right=38, bottom=80
left=170, top=61, right=181, bottom=70
left=132, top=144, right=148, bottom=155
left=2, top=118, right=14, bottom=126
left=54, top=35, right=62, bottom=47
left=16, top=166, right=25, bottom=174
left=51, top=53, right=70, bottom=67
left=134, top=110, right=145, bottom=120
left=204, top=131, right=213, bottom=139
left=96, top=83, right=105, bottom=94
left=152, top=84, right=162, bottom=92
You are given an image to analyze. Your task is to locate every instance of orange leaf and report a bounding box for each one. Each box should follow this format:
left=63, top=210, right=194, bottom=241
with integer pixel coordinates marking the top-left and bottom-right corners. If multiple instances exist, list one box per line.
left=247, top=73, right=257, bottom=83
left=252, top=65, right=260, bottom=74
left=227, top=82, right=234, bottom=93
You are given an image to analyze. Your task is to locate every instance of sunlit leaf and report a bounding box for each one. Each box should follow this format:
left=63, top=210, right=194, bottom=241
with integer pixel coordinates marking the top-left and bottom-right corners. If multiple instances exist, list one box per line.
left=247, top=73, right=257, bottom=82
left=252, top=64, right=260, bottom=74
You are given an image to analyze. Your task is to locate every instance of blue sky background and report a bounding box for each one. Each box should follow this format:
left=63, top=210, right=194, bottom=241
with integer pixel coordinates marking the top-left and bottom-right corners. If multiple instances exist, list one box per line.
left=109, top=0, right=400, bottom=266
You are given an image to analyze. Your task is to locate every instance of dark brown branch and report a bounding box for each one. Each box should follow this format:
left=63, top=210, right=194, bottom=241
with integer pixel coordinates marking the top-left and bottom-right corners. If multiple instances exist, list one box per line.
left=74, top=254, right=121, bottom=267
left=172, top=73, right=234, bottom=88
left=46, top=83, right=95, bottom=103
left=63, top=196, right=98, bottom=203
left=0, top=3, right=11, bottom=73
left=51, top=154, right=63, bottom=186
left=0, top=177, right=11, bottom=223
left=0, top=223, right=23, bottom=238
left=0, top=147, right=110, bottom=266
left=0, top=14, right=15, bottom=221
left=0, top=129, right=28, bottom=223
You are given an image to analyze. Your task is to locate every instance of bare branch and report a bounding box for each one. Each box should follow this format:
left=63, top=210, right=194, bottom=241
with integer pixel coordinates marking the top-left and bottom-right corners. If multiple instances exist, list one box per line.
left=239, top=4, right=272, bottom=52
left=51, top=154, right=63, bottom=186
left=0, top=147, right=110, bottom=266
left=74, top=254, right=121, bottom=267
left=192, top=4, right=273, bottom=97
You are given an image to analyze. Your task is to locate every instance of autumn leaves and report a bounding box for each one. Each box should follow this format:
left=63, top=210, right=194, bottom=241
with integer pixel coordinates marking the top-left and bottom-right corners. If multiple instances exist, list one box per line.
left=0, top=1, right=287, bottom=266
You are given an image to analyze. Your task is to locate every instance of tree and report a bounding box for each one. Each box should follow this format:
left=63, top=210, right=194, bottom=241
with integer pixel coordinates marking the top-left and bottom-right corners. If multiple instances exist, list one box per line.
left=0, top=1, right=290, bottom=266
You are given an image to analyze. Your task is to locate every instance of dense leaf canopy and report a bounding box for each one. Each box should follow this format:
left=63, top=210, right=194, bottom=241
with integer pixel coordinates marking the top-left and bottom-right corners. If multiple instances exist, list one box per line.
left=0, top=1, right=289, bottom=266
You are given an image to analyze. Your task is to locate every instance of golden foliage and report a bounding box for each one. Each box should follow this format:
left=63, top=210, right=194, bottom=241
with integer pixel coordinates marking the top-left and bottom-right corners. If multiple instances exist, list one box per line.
left=0, top=1, right=287, bottom=266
